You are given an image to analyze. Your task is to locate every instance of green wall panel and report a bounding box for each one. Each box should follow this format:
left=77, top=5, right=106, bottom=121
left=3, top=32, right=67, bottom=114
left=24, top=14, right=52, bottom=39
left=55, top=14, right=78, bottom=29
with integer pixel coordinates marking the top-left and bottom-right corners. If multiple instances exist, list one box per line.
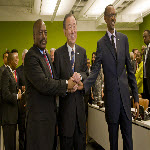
left=0, top=21, right=142, bottom=66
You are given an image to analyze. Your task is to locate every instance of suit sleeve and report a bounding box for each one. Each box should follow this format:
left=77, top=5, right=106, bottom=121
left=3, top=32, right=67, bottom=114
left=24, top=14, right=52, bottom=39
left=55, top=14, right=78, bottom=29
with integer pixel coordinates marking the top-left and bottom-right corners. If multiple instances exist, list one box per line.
left=1, top=69, right=17, bottom=105
left=79, top=49, right=88, bottom=81
left=125, top=36, right=139, bottom=102
left=24, top=53, right=66, bottom=96
left=146, top=52, right=150, bottom=94
left=83, top=41, right=102, bottom=93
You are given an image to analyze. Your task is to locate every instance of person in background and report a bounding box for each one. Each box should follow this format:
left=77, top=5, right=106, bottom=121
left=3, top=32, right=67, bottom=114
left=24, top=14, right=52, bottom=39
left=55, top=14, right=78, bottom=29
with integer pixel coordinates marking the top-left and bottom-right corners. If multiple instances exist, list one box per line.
left=16, top=49, right=28, bottom=150
left=141, top=45, right=146, bottom=57
left=83, top=5, right=139, bottom=150
left=0, top=50, right=10, bottom=147
left=144, top=30, right=150, bottom=104
left=132, top=48, right=139, bottom=71
left=50, top=48, right=56, bottom=63
left=91, top=52, right=96, bottom=71
left=1, top=53, right=22, bottom=150
left=130, top=52, right=136, bottom=74
left=24, top=19, right=76, bottom=150
left=135, top=52, right=143, bottom=95
left=87, top=58, right=91, bottom=75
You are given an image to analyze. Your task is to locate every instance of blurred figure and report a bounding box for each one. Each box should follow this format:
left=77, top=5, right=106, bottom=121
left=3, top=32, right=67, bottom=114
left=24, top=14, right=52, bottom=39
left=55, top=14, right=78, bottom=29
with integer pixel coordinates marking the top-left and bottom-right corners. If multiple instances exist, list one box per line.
left=135, top=52, right=143, bottom=94
left=144, top=30, right=150, bottom=102
left=87, top=58, right=91, bottom=75
left=50, top=48, right=56, bottom=63
left=1, top=53, right=22, bottom=150
left=91, top=52, right=96, bottom=71
left=0, top=50, right=10, bottom=147
left=141, top=45, right=146, bottom=57
left=16, top=49, right=28, bottom=150
left=132, top=49, right=139, bottom=70
left=130, top=52, right=136, bottom=74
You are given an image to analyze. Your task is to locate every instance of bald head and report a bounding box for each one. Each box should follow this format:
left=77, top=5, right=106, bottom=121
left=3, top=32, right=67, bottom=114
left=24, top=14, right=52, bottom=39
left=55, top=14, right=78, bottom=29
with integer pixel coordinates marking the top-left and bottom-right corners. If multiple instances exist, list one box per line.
left=7, top=53, right=18, bottom=70
left=33, top=19, right=47, bottom=50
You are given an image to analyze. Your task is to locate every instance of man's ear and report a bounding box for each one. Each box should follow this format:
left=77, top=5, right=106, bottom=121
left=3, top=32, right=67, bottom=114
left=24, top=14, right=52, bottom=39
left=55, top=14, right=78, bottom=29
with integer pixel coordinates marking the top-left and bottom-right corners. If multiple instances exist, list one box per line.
left=33, top=33, right=35, bottom=41
left=104, top=16, right=107, bottom=23
left=63, top=29, right=66, bottom=37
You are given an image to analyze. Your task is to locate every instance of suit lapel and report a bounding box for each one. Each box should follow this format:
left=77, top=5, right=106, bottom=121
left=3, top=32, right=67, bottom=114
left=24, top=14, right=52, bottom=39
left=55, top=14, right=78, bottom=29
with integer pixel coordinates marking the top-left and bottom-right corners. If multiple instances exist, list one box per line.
left=62, top=44, right=73, bottom=76
left=104, top=32, right=117, bottom=60
left=33, top=46, right=54, bottom=78
left=7, top=67, right=17, bottom=88
left=116, top=31, right=121, bottom=60
left=74, top=44, right=80, bottom=72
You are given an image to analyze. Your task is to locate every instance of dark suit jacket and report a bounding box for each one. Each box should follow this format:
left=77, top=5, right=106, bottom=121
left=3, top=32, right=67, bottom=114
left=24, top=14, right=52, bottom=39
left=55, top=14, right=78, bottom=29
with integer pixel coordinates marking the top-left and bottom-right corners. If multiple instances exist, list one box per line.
left=84, top=32, right=139, bottom=123
left=0, top=65, right=6, bottom=125
left=1, top=66, right=18, bottom=125
left=54, top=43, right=88, bottom=137
left=146, top=48, right=150, bottom=93
left=24, top=45, right=67, bottom=149
left=16, top=64, right=26, bottom=114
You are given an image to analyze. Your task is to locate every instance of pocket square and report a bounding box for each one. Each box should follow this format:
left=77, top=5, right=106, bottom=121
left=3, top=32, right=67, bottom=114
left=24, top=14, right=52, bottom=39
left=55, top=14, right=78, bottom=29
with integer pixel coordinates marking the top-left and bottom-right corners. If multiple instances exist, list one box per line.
left=77, top=53, right=79, bottom=54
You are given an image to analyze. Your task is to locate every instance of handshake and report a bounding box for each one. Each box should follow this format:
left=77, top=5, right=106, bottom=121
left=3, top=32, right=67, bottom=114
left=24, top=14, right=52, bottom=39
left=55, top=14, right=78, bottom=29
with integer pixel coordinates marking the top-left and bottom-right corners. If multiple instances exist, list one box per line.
left=67, top=72, right=83, bottom=93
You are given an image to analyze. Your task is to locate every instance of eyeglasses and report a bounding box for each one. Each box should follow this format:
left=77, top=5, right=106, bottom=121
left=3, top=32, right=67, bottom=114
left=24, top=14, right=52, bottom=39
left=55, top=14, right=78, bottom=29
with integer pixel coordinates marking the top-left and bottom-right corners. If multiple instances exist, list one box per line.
left=106, top=13, right=117, bottom=18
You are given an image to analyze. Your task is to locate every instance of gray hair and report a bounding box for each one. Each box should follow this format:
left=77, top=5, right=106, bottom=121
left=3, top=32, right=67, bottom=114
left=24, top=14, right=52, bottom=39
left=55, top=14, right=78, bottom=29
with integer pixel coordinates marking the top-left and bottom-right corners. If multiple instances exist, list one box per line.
left=22, top=49, right=28, bottom=57
left=50, top=48, right=56, bottom=52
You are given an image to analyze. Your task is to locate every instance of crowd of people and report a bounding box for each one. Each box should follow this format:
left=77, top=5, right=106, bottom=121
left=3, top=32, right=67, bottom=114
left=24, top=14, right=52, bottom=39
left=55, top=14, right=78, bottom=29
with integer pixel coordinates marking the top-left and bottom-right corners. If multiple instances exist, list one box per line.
left=0, top=4, right=150, bottom=150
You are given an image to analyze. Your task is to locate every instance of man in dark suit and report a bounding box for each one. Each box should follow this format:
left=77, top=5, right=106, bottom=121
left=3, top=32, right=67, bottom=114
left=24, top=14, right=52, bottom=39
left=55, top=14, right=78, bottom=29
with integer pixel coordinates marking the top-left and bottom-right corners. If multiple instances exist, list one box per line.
left=16, top=49, right=28, bottom=150
left=0, top=50, right=9, bottom=147
left=143, top=30, right=150, bottom=102
left=1, top=52, right=22, bottom=150
left=54, top=13, right=87, bottom=150
left=144, top=30, right=150, bottom=101
left=24, top=19, right=76, bottom=150
left=83, top=5, right=139, bottom=150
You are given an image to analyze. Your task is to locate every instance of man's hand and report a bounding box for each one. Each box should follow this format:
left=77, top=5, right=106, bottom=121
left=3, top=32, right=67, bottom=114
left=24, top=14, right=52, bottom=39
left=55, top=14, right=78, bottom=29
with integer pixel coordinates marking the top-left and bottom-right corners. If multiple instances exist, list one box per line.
left=68, top=78, right=76, bottom=90
left=72, top=72, right=81, bottom=83
left=134, top=102, right=139, bottom=121
left=22, top=86, right=25, bottom=92
left=18, top=89, right=22, bottom=100
left=68, top=84, right=78, bottom=93
left=77, top=81, right=83, bottom=90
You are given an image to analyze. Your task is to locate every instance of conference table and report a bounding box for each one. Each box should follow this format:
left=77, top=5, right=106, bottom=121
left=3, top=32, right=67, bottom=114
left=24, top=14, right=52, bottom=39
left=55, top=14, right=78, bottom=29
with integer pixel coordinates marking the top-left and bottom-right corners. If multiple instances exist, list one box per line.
left=88, top=104, right=150, bottom=150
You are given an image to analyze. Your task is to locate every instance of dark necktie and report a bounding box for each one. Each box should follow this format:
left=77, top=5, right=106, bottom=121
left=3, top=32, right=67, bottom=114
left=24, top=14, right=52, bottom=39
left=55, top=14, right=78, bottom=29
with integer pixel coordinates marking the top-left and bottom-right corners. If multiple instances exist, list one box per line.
left=71, top=49, right=75, bottom=72
left=43, top=51, right=53, bottom=78
left=111, top=35, right=116, bottom=56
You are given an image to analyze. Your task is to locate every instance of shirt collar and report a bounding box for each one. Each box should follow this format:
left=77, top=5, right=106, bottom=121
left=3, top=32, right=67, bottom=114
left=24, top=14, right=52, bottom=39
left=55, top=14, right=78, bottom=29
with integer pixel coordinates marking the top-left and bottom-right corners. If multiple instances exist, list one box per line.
left=67, top=43, right=75, bottom=52
left=7, top=65, right=14, bottom=73
left=107, top=29, right=116, bottom=39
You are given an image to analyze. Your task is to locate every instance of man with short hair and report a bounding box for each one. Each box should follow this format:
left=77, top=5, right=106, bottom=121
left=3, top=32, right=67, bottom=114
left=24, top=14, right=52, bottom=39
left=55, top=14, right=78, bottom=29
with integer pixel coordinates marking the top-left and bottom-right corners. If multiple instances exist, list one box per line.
left=144, top=30, right=150, bottom=101
left=24, top=19, right=77, bottom=150
left=54, top=13, right=87, bottom=150
left=16, top=49, right=28, bottom=150
left=83, top=5, right=139, bottom=150
left=0, top=50, right=9, bottom=147
left=1, top=53, right=22, bottom=150
left=50, top=48, right=56, bottom=63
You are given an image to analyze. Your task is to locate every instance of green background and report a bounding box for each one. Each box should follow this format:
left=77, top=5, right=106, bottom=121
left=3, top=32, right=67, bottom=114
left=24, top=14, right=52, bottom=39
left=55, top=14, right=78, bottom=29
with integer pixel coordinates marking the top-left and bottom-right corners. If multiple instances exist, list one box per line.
left=0, top=14, right=150, bottom=66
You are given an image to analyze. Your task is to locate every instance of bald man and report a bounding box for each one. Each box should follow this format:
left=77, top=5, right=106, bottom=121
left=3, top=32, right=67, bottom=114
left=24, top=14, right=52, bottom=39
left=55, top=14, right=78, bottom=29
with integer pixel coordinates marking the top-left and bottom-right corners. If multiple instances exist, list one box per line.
left=24, top=19, right=76, bottom=150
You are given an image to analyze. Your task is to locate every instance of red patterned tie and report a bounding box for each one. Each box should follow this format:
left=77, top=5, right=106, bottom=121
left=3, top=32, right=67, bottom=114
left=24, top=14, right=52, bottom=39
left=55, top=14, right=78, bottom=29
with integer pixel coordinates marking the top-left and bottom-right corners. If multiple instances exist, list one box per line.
left=43, top=51, right=53, bottom=78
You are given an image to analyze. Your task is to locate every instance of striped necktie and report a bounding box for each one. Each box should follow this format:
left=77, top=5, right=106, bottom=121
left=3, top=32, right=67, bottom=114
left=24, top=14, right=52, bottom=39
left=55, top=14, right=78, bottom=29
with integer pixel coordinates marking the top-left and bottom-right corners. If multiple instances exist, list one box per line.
left=43, top=50, right=53, bottom=78
left=71, top=49, right=75, bottom=72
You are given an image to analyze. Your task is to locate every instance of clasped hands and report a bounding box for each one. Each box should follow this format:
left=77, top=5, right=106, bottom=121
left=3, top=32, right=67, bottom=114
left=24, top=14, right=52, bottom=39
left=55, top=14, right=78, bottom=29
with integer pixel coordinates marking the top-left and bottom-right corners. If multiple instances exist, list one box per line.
left=67, top=72, right=83, bottom=93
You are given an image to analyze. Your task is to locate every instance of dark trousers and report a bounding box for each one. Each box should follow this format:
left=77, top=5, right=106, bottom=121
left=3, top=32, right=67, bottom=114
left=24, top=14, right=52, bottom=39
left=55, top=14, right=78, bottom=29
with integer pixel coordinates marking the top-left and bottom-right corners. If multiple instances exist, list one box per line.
left=18, top=113, right=26, bottom=150
left=60, top=119, right=86, bottom=150
left=108, top=101, right=133, bottom=150
left=143, top=78, right=150, bottom=104
left=3, top=124, right=17, bottom=150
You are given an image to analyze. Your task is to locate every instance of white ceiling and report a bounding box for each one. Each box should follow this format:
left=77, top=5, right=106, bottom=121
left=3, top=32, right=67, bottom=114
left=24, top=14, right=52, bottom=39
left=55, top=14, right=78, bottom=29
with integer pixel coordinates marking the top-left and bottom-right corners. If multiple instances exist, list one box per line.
left=0, top=0, right=150, bottom=31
